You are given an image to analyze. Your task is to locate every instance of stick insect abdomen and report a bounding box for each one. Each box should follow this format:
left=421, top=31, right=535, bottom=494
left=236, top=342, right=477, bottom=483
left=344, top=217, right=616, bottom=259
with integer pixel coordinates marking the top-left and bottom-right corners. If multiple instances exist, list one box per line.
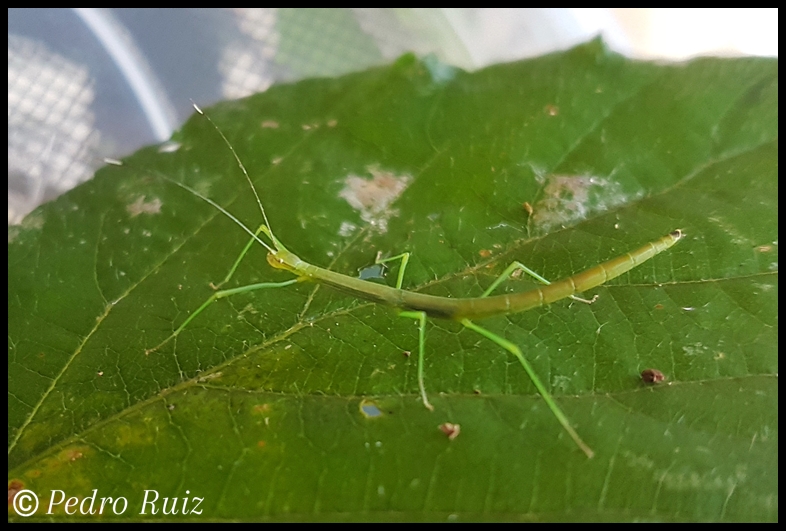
left=298, top=230, right=683, bottom=322
left=448, top=230, right=683, bottom=321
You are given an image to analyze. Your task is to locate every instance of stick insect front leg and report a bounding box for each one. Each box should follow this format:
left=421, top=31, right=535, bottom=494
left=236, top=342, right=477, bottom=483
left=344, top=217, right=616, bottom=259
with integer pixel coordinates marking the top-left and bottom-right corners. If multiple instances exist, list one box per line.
left=146, top=277, right=299, bottom=355
left=210, top=224, right=269, bottom=290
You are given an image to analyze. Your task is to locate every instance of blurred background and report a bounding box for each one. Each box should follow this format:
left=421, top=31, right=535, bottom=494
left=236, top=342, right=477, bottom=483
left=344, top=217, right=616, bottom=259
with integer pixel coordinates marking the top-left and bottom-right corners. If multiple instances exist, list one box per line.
left=7, top=8, right=778, bottom=224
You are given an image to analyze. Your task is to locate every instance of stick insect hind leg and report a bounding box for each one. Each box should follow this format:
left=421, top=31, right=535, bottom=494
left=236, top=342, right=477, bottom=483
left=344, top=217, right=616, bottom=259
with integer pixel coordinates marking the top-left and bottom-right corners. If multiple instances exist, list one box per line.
left=460, top=319, right=594, bottom=458
left=460, top=259, right=596, bottom=458
left=481, top=260, right=599, bottom=305
left=379, top=251, right=599, bottom=458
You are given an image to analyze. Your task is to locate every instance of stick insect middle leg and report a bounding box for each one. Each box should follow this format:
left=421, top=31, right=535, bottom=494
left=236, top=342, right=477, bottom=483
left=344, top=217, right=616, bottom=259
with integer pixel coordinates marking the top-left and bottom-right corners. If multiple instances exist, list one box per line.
left=376, top=252, right=436, bottom=411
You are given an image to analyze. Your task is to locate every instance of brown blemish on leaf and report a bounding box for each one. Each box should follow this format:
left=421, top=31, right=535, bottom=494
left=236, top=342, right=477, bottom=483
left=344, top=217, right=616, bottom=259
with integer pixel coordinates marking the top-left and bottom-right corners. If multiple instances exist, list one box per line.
left=438, top=422, right=460, bottom=440
left=8, top=480, right=24, bottom=505
left=641, top=368, right=666, bottom=384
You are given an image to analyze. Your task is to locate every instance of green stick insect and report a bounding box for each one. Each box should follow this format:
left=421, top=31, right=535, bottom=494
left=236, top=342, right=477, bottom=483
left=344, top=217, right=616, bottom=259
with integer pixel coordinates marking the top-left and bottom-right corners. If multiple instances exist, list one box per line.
left=146, top=104, right=684, bottom=459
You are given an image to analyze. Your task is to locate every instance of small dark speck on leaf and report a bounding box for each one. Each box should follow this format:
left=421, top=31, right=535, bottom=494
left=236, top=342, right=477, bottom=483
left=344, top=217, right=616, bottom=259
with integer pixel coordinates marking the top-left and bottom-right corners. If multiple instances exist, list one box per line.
left=641, top=368, right=666, bottom=384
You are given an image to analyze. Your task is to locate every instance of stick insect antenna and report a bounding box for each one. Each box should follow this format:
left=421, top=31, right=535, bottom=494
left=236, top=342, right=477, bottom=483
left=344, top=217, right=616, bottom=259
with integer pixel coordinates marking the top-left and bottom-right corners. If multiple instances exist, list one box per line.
left=151, top=170, right=276, bottom=255
left=191, top=102, right=276, bottom=241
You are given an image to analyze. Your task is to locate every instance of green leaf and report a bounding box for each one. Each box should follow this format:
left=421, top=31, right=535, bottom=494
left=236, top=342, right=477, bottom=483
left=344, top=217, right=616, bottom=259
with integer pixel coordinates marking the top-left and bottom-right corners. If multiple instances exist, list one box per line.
left=9, top=40, right=777, bottom=521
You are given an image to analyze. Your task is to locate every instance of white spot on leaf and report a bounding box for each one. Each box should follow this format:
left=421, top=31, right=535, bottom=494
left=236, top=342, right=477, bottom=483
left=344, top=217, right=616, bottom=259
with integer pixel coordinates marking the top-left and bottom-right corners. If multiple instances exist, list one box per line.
left=531, top=174, right=638, bottom=233
left=338, top=221, right=357, bottom=237
left=126, top=196, right=162, bottom=217
left=339, top=167, right=411, bottom=232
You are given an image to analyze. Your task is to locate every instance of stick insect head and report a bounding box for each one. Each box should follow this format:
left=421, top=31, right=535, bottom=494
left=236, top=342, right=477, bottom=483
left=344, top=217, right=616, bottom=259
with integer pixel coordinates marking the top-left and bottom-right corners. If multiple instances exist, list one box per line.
left=265, top=247, right=303, bottom=274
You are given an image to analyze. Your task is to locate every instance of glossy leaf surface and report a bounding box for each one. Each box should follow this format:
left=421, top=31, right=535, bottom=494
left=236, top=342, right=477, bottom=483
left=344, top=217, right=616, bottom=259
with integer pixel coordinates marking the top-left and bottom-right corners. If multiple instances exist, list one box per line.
left=9, top=41, right=777, bottom=521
